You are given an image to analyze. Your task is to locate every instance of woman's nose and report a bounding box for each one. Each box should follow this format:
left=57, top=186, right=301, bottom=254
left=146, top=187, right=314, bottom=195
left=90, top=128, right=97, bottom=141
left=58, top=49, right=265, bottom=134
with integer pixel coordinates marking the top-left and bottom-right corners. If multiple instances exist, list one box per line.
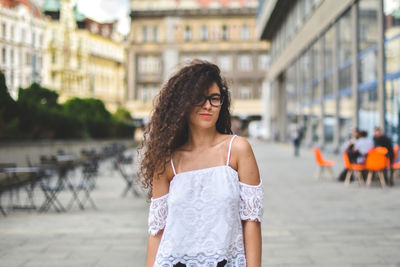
left=202, top=99, right=212, bottom=109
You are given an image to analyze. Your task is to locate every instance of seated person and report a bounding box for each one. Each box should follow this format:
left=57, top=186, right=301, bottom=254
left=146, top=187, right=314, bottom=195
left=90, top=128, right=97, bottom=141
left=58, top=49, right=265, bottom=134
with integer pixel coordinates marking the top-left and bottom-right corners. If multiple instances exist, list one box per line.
left=353, top=130, right=373, bottom=164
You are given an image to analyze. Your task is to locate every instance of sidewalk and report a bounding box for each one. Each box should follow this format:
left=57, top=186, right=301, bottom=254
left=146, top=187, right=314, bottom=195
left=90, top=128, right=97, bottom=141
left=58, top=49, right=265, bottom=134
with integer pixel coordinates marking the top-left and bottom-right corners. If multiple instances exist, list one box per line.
left=1, top=141, right=400, bottom=267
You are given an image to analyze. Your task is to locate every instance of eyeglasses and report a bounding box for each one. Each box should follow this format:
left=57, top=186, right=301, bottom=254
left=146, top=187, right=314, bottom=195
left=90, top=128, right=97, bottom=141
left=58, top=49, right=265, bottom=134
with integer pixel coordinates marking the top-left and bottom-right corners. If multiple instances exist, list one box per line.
left=195, top=94, right=223, bottom=107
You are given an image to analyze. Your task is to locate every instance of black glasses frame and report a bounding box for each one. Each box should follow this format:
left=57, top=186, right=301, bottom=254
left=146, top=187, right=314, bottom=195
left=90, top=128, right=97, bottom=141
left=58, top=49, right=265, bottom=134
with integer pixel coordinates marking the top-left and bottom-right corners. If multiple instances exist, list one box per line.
left=195, top=94, right=224, bottom=107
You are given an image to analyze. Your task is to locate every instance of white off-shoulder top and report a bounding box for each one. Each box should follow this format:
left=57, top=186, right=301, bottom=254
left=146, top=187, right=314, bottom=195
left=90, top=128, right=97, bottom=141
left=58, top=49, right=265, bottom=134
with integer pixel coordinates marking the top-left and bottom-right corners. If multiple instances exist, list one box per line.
left=148, top=135, right=264, bottom=267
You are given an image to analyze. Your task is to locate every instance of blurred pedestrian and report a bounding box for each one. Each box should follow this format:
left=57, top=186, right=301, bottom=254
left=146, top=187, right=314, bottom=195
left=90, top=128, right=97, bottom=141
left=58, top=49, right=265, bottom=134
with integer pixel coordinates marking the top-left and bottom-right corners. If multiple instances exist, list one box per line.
left=292, top=126, right=304, bottom=157
left=139, top=60, right=264, bottom=267
left=373, top=127, right=394, bottom=186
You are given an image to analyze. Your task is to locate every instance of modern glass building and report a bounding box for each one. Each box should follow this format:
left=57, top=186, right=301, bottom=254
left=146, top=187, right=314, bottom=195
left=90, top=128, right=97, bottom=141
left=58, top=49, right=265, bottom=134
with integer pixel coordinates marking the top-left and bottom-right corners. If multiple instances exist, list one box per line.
left=257, top=0, right=400, bottom=151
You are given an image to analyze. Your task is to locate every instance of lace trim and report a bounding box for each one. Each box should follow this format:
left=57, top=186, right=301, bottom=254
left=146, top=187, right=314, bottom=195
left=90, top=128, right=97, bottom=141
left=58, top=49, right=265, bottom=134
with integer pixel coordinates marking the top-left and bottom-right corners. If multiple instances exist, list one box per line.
left=155, top=252, right=246, bottom=267
left=148, top=194, right=169, bottom=236
left=239, top=181, right=264, bottom=222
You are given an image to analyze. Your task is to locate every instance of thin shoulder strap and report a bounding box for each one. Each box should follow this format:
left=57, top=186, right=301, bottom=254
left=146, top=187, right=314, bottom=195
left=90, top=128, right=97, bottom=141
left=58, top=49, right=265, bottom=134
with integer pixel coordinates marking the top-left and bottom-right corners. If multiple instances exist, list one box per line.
left=226, top=135, right=237, bottom=166
left=170, top=155, right=177, bottom=176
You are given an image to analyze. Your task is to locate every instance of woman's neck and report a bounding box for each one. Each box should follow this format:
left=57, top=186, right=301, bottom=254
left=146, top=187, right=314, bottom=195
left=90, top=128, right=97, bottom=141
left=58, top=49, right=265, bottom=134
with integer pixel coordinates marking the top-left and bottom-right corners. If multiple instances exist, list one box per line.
left=186, top=128, right=220, bottom=150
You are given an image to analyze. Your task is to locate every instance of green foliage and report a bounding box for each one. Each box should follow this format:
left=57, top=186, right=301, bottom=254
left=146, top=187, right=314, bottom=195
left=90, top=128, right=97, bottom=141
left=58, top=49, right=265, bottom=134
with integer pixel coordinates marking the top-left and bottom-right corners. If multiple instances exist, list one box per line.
left=0, top=72, right=18, bottom=123
left=18, top=82, right=60, bottom=109
left=0, top=77, right=135, bottom=140
left=113, top=107, right=132, bottom=123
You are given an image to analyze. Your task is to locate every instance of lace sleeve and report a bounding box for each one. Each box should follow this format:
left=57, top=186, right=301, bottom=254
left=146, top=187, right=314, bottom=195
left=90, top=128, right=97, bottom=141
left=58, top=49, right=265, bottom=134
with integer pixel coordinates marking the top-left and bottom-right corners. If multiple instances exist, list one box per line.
left=148, top=194, right=169, bottom=236
left=239, top=181, right=264, bottom=222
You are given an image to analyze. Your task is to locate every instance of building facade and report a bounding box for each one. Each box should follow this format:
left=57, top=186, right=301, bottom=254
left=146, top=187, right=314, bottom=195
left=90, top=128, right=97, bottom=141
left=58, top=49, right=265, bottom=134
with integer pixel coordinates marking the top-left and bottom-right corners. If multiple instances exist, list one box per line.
left=0, top=0, right=46, bottom=99
left=41, top=0, right=125, bottom=112
left=257, top=0, right=400, bottom=150
left=127, top=0, right=269, bottom=123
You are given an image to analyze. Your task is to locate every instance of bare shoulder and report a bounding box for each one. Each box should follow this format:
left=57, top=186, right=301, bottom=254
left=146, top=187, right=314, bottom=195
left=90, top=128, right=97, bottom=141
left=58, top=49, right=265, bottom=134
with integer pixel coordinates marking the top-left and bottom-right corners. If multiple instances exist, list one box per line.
left=231, top=136, right=260, bottom=185
left=152, top=159, right=174, bottom=198
left=231, top=135, right=253, bottom=153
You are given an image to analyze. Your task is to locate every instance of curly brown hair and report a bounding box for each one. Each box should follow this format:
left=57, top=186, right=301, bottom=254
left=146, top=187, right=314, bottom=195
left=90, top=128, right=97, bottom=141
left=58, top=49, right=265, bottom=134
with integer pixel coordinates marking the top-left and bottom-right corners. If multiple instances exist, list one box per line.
left=138, top=60, right=232, bottom=198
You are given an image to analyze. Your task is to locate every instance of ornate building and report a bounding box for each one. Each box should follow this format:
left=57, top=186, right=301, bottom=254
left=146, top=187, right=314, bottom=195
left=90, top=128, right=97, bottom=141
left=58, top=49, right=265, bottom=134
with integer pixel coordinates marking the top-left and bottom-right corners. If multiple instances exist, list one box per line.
left=0, top=0, right=46, bottom=99
left=41, top=0, right=125, bottom=112
left=126, top=0, right=269, bottom=123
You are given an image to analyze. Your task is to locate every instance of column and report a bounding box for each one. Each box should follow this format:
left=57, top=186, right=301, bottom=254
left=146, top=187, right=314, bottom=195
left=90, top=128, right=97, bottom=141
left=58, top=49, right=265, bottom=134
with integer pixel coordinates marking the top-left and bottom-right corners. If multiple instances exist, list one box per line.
left=351, top=2, right=360, bottom=130
left=333, top=21, right=340, bottom=152
left=319, top=37, right=325, bottom=148
left=377, top=0, right=387, bottom=132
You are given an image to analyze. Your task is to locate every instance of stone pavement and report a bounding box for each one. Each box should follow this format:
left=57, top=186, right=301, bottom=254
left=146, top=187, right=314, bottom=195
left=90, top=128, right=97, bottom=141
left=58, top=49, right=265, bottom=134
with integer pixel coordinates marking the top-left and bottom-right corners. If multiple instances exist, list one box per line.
left=1, top=140, right=400, bottom=267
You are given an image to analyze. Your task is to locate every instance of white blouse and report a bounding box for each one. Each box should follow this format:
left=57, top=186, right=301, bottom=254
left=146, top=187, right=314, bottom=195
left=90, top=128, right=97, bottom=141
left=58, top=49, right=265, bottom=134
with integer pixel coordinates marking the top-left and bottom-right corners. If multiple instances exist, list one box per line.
left=148, top=135, right=264, bottom=267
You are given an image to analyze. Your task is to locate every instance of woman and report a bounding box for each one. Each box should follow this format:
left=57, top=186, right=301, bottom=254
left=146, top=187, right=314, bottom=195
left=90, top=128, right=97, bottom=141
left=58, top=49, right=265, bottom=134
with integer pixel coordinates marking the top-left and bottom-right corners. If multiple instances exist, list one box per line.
left=138, top=60, right=264, bottom=267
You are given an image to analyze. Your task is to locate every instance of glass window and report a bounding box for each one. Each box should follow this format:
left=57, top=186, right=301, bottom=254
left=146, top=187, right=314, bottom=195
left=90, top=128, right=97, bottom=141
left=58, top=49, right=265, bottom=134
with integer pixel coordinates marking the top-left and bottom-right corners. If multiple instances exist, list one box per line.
left=323, top=26, right=334, bottom=97
left=1, top=23, right=6, bottom=39
left=26, top=52, right=30, bottom=66
left=241, top=24, right=249, bottom=40
left=1, top=47, right=6, bottom=64
left=358, top=0, right=380, bottom=136
left=222, top=25, right=228, bottom=40
left=184, top=26, right=191, bottom=41
left=10, top=25, right=14, bottom=41
left=10, top=49, right=14, bottom=65
left=337, top=8, right=353, bottom=92
left=153, top=26, right=158, bottom=42
left=259, top=54, right=270, bottom=71
left=218, top=55, right=232, bottom=71
left=142, top=26, right=147, bottom=42
left=239, top=55, right=252, bottom=71
left=201, top=25, right=208, bottom=41
left=239, top=86, right=251, bottom=99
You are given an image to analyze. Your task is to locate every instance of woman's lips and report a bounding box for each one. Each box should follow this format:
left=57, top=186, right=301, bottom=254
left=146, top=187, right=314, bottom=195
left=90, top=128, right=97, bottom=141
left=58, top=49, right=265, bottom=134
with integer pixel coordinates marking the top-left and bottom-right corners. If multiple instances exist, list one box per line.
left=200, top=113, right=212, bottom=118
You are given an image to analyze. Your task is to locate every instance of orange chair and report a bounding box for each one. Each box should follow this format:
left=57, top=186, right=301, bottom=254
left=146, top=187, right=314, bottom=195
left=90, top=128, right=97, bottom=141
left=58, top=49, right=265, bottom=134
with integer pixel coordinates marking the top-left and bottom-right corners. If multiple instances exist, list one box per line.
left=391, top=160, right=400, bottom=184
left=342, top=152, right=365, bottom=187
left=313, top=147, right=335, bottom=179
left=393, top=144, right=399, bottom=163
left=365, top=147, right=389, bottom=188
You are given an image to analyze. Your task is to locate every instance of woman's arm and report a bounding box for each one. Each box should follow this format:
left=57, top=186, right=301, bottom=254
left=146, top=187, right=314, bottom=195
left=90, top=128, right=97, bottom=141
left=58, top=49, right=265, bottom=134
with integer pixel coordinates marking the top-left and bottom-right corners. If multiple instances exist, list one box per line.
left=233, top=136, right=262, bottom=267
left=145, top=162, right=173, bottom=267
left=243, top=221, right=262, bottom=267
left=146, top=230, right=164, bottom=267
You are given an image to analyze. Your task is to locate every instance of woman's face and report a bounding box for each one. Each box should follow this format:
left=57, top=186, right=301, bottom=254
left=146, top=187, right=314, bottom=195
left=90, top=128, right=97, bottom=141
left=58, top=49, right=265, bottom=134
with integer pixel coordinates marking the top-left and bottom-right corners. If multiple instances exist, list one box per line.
left=188, top=82, right=222, bottom=130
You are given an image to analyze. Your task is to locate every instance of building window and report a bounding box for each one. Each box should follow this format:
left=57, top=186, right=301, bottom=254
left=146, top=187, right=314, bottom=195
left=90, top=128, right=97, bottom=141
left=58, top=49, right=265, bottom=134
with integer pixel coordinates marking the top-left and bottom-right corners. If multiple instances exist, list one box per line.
left=239, top=86, right=251, bottom=99
left=39, top=34, right=44, bottom=47
left=25, top=52, right=30, bottom=66
left=2, top=47, right=6, bottom=64
left=51, top=30, right=56, bottom=42
left=153, top=26, right=158, bottom=42
left=241, top=24, right=249, bottom=40
left=218, top=55, right=232, bottom=71
left=10, top=49, right=14, bottom=65
left=184, top=26, right=191, bottom=41
left=51, top=53, right=56, bottom=64
left=222, top=25, right=228, bottom=40
left=139, top=55, right=160, bottom=74
left=1, top=23, right=6, bottom=39
left=21, top=28, right=26, bottom=42
left=239, top=55, right=252, bottom=71
left=201, top=25, right=208, bottom=41
left=32, top=32, right=36, bottom=48
left=142, top=26, right=147, bottom=42
left=10, top=71, right=14, bottom=87
left=259, top=54, right=270, bottom=70
left=10, top=25, right=14, bottom=41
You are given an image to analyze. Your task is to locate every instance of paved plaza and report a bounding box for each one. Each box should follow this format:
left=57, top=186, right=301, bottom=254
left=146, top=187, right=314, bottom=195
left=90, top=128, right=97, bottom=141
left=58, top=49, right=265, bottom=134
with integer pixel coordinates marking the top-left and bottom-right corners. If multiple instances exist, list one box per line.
left=1, top=140, right=400, bottom=267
